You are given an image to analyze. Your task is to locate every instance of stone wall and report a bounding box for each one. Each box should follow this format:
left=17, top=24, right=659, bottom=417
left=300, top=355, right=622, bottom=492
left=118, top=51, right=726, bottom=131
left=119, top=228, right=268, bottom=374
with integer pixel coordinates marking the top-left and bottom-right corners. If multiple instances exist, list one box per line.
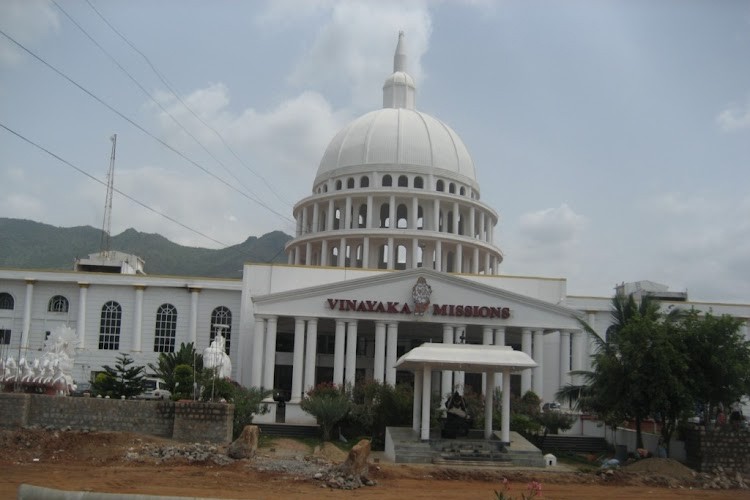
left=0, top=394, right=233, bottom=444
left=685, top=425, right=750, bottom=473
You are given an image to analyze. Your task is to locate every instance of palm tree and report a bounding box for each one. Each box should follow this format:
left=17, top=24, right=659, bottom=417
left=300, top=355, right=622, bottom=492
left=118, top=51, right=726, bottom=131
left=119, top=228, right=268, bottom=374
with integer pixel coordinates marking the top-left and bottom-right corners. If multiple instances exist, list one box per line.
left=148, top=342, right=203, bottom=395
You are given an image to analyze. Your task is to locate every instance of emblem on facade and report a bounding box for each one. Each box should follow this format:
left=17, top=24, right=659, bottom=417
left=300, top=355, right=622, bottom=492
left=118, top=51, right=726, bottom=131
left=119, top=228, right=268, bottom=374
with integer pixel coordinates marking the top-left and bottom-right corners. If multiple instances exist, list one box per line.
left=412, top=277, right=432, bottom=316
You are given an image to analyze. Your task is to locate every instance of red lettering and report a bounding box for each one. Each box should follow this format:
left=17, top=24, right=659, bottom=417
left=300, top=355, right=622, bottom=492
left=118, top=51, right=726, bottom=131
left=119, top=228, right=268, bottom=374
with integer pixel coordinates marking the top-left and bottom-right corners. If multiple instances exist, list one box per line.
left=356, top=301, right=368, bottom=312
left=479, top=306, right=489, bottom=318
left=501, top=307, right=510, bottom=319
left=366, top=300, right=376, bottom=312
left=433, top=304, right=447, bottom=316
left=449, top=305, right=455, bottom=316
left=387, top=302, right=399, bottom=313
left=489, top=307, right=500, bottom=319
left=400, top=303, right=412, bottom=314
left=344, top=300, right=356, bottom=311
left=327, top=299, right=338, bottom=309
left=376, top=302, right=386, bottom=313
left=456, top=305, right=463, bottom=317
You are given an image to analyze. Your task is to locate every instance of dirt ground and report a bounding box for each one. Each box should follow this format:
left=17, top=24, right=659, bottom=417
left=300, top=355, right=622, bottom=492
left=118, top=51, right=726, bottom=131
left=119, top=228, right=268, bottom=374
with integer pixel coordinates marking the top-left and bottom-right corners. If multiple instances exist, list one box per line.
left=0, top=428, right=744, bottom=499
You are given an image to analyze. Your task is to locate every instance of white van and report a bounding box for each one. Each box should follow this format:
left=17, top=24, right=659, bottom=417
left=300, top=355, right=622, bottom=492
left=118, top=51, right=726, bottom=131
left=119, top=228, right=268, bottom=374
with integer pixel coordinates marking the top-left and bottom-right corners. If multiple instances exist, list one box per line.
left=136, top=377, right=171, bottom=400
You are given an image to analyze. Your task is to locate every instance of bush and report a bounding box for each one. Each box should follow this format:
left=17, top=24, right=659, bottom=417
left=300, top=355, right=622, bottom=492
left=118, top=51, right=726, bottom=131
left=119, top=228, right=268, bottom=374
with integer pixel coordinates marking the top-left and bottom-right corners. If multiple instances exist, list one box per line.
left=232, top=386, right=271, bottom=439
left=172, top=364, right=194, bottom=400
left=346, top=380, right=413, bottom=448
left=300, top=382, right=352, bottom=441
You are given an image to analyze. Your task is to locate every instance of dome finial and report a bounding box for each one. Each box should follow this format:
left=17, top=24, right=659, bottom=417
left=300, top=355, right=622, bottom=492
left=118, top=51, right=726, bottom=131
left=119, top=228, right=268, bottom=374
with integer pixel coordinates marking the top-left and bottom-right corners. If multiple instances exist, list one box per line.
left=383, top=31, right=416, bottom=109
left=394, top=31, right=406, bottom=72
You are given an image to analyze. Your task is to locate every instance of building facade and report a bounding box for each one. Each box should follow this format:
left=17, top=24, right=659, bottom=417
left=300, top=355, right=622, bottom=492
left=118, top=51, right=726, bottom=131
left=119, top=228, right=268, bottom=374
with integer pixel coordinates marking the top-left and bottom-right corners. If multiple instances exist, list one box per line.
left=1, top=34, right=748, bottom=424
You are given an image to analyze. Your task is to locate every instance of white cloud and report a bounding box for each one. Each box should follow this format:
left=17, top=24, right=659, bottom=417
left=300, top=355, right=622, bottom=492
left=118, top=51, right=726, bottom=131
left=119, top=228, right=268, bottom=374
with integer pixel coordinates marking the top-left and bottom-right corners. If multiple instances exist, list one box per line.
left=716, top=96, right=750, bottom=132
left=641, top=192, right=713, bottom=217
left=518, top=204, right=586, bottom=247
left=0, top=0, right=59, bottom=66
left=286, top=1, right=432, bottom=109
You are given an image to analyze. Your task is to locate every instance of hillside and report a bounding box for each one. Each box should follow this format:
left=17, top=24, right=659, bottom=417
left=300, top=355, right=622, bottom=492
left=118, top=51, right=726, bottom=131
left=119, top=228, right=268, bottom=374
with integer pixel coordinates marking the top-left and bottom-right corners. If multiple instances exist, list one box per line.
left=0, top=218, right=291, bottom=277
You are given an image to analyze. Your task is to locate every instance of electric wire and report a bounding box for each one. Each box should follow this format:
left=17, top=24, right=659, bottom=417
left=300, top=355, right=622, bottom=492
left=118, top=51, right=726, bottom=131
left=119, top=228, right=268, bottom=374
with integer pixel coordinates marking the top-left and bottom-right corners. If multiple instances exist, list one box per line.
left=0, top=28, right=295, bottom=226
left=84, top=0, right=292, bottom=208
left=0, top=121, right=228, bottom=248
left=51, top=0, right=268, bottom=208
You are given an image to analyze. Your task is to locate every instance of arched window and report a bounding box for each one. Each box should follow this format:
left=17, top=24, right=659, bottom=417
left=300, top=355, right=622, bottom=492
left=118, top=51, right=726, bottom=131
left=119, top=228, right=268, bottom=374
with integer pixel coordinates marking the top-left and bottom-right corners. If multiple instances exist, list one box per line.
left=154, top=304, right=177, bottom=353
left=382, top=175, right=392, bottom=187
left=347, top=178, right=355, bottom=189
left=335, top=180, right=342, bottom=190
left=334, top=208, right=341, bottom=230
left=460, top=187, right=466, bottom=196
left=377, top=244, right=389, bottom=269
left=360, top=176, right=369, bottom=188
left=48, top=295, right=69, bottom=313
left=414, top=177, right=424, bottom=189
left=396, top=204, right=408, bottom=228
left=398, top=175, right=408, bottom=187
left=331, top=247, right=339, bottom=267
left=417, top=206, right=424, bottom=230
left=210, top=306, right=232, bottom=355
left=436, top=180, right=444, bottom=192
left=449, top=183, right=456, bottom=194
left=0, top=292, right=13, bottom=310
left=98, top=301, right=122, bottom=350
left=379, top=204, right=390, bottom=228
left=323, top=185, right=328, bottom=193
left=396, top=244, right=408, bottom=270
left=358, top=205, right=367, bottom=228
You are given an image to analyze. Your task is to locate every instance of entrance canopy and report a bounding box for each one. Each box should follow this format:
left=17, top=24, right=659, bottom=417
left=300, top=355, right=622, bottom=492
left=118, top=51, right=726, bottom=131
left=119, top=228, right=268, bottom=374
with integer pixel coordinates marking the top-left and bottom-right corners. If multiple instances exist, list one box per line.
left=395, top=343, right=536, bottom=443
left=395, top=343, right=537, bottom=373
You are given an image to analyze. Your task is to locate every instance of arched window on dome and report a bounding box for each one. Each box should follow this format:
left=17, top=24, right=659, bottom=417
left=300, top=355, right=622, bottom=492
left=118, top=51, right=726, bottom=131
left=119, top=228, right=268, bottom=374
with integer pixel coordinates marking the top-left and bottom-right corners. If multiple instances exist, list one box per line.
left=347, top=178, right=355, bottom=189
left=414, top=177, right=424, bottom=189
left=396, top=204, right=408, bottom=229
left=323, top=185, right=328, bottom=193
left=355, top=245, right=363, bottom=267
left=436, top=180, right=444, bottom=192
left=379, top=204, right=390, bottom=228
left=396, top=244, right=407, bottom=270
left=460, top=186, right=466, bottom=196
left=417, top=206, right=424, bottom=230
left=331, top=247, right=339, bottom=267
left=382, top=175, right=392, bottom=187
left=360, top=176, right=369, bottom=188
left=335, top=180, right=342, bottom=190
left=334, top=208, right=341, bottom=230
left=398, top=175, right=408, bottom=187
left=358, top=205, right=367, bottom=228
left=377, top=244, right=388, bottom=269
left=449, top=183, right=456, bottom=194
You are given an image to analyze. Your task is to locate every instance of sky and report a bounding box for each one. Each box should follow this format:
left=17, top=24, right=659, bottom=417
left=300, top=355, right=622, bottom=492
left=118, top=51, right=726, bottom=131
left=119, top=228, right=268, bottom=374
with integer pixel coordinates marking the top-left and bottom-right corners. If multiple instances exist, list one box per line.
left=1, top=0, right=749, bottom=302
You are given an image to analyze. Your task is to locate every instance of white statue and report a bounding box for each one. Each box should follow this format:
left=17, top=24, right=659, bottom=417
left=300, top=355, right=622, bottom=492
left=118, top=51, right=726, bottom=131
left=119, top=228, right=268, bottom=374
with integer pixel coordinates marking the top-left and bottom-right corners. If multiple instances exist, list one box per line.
left=203, top=333, right=232, bottom=379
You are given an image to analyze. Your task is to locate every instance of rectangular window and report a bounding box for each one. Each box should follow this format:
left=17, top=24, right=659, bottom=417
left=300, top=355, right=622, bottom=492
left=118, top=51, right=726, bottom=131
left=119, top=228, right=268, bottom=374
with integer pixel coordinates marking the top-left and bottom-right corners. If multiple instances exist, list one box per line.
left=0, top=329, right=10, bottom=345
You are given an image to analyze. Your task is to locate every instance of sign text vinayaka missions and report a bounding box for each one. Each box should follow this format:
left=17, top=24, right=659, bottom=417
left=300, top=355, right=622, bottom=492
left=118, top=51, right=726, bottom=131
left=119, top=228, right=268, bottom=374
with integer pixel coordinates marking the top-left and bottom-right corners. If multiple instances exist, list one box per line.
left=325, top=298, right=510, bottom=319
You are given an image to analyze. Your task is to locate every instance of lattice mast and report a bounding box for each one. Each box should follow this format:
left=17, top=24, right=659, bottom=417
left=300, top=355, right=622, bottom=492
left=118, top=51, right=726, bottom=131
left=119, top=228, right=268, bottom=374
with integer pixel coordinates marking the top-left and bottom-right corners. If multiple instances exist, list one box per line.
left=100, top=134, right=117, bottom=257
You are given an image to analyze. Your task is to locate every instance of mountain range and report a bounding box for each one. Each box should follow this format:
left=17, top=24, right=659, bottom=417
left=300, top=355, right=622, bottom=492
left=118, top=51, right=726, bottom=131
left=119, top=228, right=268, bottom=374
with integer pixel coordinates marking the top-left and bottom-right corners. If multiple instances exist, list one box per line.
left=0, top=218, right=292, bottom=278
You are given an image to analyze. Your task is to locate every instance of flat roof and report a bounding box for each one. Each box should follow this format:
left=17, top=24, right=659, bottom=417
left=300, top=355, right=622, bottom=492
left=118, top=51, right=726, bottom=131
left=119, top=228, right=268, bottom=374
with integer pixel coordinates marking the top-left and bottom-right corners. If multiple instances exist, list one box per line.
left=395, top=343, right=537, bottom=373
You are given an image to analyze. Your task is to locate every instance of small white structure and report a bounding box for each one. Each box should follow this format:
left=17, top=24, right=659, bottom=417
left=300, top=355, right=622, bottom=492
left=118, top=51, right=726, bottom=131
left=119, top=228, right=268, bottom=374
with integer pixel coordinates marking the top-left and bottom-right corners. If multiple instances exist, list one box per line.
left=395, top=343, right=536, bottom=443
left=203, top=333, right=232, bottom=379
left=544, top=453, right=557, bottom=467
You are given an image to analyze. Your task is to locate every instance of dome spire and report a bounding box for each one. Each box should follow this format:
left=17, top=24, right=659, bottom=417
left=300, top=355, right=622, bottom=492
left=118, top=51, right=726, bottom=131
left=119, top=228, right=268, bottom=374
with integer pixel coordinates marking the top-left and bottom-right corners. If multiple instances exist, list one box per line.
left=383, top=31, right=416, bottom=109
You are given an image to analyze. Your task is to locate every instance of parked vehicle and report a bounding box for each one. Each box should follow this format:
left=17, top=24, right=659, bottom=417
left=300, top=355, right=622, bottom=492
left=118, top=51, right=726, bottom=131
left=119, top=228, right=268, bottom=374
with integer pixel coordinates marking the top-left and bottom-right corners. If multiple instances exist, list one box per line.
left=542, top=402, right=561, bottom=412
left=70, top=382, right=92, bottom=397
left=135, top=377, right=171, bottom=400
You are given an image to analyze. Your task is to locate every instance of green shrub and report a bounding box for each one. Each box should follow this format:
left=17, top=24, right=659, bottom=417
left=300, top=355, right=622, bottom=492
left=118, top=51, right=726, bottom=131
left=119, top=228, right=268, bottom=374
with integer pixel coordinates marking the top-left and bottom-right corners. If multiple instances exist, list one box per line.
left=300, top=382, right=352, bottom=441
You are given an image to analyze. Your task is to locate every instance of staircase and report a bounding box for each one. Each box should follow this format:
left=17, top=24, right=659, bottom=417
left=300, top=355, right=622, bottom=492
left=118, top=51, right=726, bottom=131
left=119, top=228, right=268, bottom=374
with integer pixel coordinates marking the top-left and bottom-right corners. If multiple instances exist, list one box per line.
left=257, top=423, right=319, bottom=438
left=533, top=435, right=608, bottom=454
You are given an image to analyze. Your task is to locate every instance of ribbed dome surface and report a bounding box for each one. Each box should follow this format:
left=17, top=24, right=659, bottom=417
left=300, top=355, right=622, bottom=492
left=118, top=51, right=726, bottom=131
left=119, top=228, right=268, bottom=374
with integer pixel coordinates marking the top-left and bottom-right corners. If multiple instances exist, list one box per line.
left=315, top=108, right=476, bottom=184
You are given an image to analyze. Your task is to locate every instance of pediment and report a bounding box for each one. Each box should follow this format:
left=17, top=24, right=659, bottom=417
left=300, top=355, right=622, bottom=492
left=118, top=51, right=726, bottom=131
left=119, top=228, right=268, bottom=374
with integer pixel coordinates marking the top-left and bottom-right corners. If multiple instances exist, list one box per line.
left=252, top=269, right=582, bottom=330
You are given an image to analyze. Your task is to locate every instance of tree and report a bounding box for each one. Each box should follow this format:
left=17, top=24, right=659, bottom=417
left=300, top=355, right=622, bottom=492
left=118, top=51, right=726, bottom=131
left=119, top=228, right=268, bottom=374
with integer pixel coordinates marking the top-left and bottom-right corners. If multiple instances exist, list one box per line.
left=231, top=385, right=271, bottom=439
left=93, top=353, right=146, bottom=399
left=148, top=342, right=203, bottom=393
left=348, top=380, right=413, bottom=448
left=300, top=382, right=352, bottom=441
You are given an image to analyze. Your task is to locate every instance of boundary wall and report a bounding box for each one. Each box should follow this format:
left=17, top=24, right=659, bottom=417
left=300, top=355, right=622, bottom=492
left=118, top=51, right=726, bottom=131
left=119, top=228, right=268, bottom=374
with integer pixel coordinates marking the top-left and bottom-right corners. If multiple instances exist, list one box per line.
left=0, top=393, right=233, bottom=444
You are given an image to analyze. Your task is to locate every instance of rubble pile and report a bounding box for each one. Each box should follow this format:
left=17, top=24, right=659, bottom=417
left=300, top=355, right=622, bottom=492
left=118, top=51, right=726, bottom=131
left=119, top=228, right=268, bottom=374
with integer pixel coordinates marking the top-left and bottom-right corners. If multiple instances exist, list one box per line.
left=125, top=442, right=233, bottom=465
left=697, top=466, right=749, bottom=490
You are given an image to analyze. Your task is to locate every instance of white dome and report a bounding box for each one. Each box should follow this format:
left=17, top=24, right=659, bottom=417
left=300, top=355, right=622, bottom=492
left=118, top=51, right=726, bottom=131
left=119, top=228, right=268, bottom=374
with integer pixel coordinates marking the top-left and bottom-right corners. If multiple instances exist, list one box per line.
left=315, top=107, right=477, bottom=185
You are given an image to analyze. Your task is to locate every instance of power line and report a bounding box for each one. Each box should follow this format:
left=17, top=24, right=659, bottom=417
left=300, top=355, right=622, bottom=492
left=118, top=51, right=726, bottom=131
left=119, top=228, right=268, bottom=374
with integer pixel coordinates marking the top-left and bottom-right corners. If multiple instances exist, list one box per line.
left=51, top=0, right=268, bottom=208
left=0, top=121, right=229, bottom=248
left=0, top=27, right=295, bottom=225
left=84, top=0, right=292, bottom=208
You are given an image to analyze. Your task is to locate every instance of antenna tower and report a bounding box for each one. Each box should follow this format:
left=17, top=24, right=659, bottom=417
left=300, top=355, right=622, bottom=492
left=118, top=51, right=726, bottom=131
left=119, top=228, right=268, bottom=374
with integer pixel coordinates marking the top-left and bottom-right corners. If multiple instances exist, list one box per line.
left=100, top=134, right=117, bottom=257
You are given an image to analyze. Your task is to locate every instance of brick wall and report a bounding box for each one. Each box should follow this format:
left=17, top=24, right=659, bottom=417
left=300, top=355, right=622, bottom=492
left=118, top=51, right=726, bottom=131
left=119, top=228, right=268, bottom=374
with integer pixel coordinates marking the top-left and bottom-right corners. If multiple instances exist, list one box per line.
left=685, top=425, right=750, bottom=473
left=0, top=394, right=233, bottom=444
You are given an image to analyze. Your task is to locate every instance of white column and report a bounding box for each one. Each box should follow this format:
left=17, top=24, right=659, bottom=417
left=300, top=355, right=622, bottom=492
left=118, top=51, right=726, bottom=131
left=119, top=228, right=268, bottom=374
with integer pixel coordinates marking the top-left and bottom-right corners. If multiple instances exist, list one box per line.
left=251, top=318, right=265, bottom=387
left=333, top=320, right=346, bottom=386
left=452, top=201, right=459, bottom=234
left=362, top=236, right=370, bottom=268
left=521, top=329, right=532, bottom=395
left=421, top=365, right=432, bottom=440
left=366, top=195, right=373, bottom=229
left=321, top=240, right=329, bottom=266
left=21, top=280, right=34, bottom=350
left=344, top=196, right=352, bottom=230
left=412, top=369, right=423, bottom=433
left=345, top=321, right=358, bottom=387
left=263, top=316, right=278, bottom=390
left=454, top=326, right=465, bottom=394
left=493, top=327, right=505, bottom=389
left=327, top=199, right=334, bottom=230
left=482, top=326, right=493, bottom=395
left=456, top=244, right=463, bottom=273
left=501, top=368, right=511, bottom=444
left=469, top=206, right=476, bottom=238
left=305, top=242, right=312, bottom=265
left=388, top=195, right=395, bottom=229
left=373, top=321, right=386, bottom=383
left=433, top=198, right=440, bottom=231
left=572, top=329, right=585, bottom=385
left=442, top=324, right=453, bottom=395
left=410, top=196, right=418, bottom=229
left=291, top=318, right=305, bottom=403
left=338, top=239, right=346, bottom=268
left=479, top=211, right=486, bottom=241
left=132, top=286, right=145, bottom=352
left=188, top=287, right=200, bottom=344
left=559, top=330, right=571, bottom=389
left=387, top=237, right=394, bottom=270
left=472, top=247, right=479, bottom=274
left=76, top=283, right=88, bottom=348
left=312, top=202, right=319, bottom=232
left=304, top=318, right=318, bottom=391
left=411, top=238, right=419, bottom=269
left=532, top=329, right=544, bottom=397
left=435, top=240, right=442, bottom=272
left=484, top=369, right=495, bottom=439
left=385, top=322, right=398, bottom=385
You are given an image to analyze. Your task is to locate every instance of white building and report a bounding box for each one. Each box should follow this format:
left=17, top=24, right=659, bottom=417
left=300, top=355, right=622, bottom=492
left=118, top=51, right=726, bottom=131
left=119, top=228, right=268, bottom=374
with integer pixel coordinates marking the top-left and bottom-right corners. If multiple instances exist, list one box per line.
left=1, top=34, right=748, bottom=425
